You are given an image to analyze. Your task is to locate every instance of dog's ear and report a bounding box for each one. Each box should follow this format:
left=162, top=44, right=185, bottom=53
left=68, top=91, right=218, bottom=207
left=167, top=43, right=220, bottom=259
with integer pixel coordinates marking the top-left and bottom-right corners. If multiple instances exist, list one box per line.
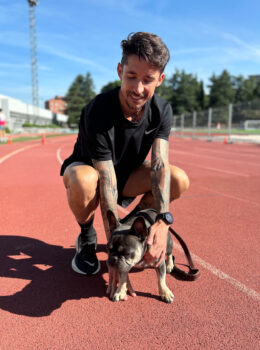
left=131, top=217, right=147, bottom=239
left=107, top=210, right=120, bottom=232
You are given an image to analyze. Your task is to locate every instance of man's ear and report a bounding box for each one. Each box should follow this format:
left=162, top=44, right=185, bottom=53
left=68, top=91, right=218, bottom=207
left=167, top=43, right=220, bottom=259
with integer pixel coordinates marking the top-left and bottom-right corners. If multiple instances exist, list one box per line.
left=107, top=210, right=120, bottom=232
left=156, top=72, right=165, bottom=87
left=131, top=217, right=147, bottom=239
left=117, top=62, right=123, bottom=80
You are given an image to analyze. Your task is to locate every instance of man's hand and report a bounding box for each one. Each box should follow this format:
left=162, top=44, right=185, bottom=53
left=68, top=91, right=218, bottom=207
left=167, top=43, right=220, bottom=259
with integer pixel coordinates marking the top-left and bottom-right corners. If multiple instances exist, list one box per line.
left=106, top=264, right=136, bottom=300
left=144, top=220, right=169, bottom=266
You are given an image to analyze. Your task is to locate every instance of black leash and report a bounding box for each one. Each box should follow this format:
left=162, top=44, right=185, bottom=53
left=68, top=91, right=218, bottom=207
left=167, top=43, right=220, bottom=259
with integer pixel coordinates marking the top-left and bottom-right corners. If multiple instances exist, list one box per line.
left=132, top=210, right=200, bottom=281
left=168, top=226, right=200, bottom=281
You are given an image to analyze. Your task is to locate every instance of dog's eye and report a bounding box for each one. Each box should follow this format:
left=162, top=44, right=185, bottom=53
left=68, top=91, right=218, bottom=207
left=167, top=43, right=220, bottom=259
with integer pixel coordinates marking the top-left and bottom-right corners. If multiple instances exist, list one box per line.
left=125, top=252, right=135, bottom=259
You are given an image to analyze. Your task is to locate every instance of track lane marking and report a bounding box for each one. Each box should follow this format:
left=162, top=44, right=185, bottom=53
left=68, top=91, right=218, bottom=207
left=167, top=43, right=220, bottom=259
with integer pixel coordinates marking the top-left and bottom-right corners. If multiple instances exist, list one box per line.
left=182, top=161, right=249, bottom=177
left=170, top=149, right=250, bottom=177
left=118, top=206, right=260, bottom=303
left=173, top=149, right=260, bottom=169
left=57, top=147, right=63, bottom=165
left=196, top=184, right=260, bottom=207
left=193, top=146, right=260, bottom=159
left=186, top=250, right=260, bottom=302
left=0, top=144, right=38, bottom=165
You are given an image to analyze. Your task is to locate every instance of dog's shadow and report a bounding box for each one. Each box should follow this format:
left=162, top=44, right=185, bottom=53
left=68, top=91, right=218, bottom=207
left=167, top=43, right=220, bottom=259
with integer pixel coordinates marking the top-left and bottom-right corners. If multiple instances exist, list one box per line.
left=0, top=235, right=108, bottom=317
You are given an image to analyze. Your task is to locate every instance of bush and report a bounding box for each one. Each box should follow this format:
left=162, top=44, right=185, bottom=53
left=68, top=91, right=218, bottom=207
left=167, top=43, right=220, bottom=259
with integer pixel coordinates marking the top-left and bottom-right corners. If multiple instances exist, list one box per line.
left=22, top=123, right=59, bottom=128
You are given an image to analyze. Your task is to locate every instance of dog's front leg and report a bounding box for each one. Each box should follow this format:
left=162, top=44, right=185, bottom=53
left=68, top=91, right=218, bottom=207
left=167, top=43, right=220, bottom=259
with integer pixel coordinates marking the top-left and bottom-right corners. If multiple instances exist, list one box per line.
left=156, top=261, right=174, bottom=303
left=112, top=271, right=128, bottom=302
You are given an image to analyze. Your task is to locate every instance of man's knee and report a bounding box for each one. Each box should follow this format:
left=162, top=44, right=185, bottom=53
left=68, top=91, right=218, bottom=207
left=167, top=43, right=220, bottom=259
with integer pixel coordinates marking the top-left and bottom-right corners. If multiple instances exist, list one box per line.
left=63, top=164, right=100, bottom=223
left=63, top=164, right=99, bottom=196
left=170, top=165, right=190, bottom=200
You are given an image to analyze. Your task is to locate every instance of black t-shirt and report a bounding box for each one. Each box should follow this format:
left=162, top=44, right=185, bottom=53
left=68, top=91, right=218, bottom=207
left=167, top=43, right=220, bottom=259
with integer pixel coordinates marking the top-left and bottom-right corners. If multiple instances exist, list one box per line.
left=60, top=87, right=173, bottom=194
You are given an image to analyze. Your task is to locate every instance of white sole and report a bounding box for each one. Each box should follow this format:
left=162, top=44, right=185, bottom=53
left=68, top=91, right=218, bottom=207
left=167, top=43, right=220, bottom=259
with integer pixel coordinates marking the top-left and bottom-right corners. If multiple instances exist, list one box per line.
left=71, top=236, right=100, bottom=275
left=71, top=255, right=101, bottom=275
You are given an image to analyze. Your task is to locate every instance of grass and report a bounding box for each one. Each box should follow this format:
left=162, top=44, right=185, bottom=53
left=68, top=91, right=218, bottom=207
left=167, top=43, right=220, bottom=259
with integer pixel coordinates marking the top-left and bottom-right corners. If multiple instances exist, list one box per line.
left=173, top=128, right=260, bottom=135
left=0, top=133, right=75, bottom=145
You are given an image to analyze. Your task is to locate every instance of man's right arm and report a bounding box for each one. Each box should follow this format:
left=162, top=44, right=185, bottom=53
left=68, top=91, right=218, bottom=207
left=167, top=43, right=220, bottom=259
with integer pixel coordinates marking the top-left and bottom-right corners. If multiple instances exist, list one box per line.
left=92, top=159, right=119, bottom=240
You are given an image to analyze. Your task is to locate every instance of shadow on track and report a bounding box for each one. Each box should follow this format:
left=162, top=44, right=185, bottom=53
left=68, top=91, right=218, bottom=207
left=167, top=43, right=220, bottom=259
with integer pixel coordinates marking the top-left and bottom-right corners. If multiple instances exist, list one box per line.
left=0, top=235, right=107, bottom=317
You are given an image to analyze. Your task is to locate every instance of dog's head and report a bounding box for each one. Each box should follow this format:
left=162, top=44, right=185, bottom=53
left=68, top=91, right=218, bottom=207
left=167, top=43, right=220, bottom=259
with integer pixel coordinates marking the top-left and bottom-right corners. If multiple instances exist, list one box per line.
left=107, top=210, right=148, bottom=272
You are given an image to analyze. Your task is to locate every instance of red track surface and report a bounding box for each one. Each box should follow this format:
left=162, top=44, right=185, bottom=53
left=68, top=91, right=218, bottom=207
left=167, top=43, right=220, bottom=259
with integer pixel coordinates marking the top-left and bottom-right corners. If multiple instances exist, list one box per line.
left=0, top=135, right=259, bottom=349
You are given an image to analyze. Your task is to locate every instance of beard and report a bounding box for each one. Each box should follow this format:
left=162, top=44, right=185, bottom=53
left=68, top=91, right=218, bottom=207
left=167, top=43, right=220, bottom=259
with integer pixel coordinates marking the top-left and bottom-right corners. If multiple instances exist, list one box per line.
left=124, top=91, right=147, bottom=113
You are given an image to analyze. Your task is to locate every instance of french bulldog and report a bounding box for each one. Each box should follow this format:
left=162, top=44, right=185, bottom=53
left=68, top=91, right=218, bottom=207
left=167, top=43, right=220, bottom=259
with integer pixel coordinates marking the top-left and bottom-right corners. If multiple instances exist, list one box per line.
left=106, top=208, right=174, bottom=303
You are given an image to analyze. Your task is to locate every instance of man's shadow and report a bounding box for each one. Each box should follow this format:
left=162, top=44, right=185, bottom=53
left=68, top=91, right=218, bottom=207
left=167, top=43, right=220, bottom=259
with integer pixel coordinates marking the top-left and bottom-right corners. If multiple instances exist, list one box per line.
left=0, top=235, right=108, bottom=317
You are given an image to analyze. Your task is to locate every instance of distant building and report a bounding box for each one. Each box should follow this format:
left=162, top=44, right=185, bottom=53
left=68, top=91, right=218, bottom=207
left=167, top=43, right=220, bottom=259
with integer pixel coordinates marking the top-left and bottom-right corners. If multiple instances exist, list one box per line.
left=45, top=96, right=67, bottom=114
left=0, top=94, right=68, bottom=131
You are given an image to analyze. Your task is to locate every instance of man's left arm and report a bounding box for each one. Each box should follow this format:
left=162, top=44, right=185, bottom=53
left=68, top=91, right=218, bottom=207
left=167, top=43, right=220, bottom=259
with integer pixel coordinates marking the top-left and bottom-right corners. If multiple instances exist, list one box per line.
left=146, top=137, right=171, bottom=266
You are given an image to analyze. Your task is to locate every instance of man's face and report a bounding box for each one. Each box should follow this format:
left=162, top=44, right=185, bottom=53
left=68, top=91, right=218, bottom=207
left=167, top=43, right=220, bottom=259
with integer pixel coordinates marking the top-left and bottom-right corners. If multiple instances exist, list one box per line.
left=117, top=55, right=164, bottom=113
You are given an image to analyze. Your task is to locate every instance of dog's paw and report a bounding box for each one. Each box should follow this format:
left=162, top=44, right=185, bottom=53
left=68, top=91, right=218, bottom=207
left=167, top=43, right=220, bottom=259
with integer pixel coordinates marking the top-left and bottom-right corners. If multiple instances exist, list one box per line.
left=112, top=287, right=127, bottom=302
left=160, top=287, right=174, bottom=303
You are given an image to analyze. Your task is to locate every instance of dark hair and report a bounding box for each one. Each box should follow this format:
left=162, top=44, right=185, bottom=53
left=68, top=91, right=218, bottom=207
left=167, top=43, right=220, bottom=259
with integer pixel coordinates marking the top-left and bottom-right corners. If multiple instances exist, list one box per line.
left=120, top=32, right=170, bottom=73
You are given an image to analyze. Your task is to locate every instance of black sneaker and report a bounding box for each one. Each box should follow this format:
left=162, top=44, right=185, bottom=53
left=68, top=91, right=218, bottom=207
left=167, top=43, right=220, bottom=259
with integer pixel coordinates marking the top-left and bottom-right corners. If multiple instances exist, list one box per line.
left=71, top=234, right=101, bottom=275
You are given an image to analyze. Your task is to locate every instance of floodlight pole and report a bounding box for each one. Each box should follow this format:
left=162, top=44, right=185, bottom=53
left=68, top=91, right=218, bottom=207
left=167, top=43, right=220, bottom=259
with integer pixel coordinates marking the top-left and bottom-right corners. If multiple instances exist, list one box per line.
left=27, top=0, right=39, bottom=117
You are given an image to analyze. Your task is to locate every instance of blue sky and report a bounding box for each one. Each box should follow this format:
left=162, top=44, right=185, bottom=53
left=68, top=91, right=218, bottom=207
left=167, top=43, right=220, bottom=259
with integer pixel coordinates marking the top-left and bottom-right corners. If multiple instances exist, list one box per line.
left=0, top=0, right=260, bottom=107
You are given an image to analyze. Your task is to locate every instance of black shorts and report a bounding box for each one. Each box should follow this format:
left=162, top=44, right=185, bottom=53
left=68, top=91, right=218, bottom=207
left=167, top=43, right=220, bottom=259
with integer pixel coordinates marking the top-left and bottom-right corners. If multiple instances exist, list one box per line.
left=60, top=159, right=136, bottom=208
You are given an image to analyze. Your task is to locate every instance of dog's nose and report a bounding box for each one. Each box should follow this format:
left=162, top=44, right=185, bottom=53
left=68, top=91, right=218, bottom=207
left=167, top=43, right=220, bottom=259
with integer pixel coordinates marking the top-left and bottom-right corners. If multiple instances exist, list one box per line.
left=109, top=256, right=118, bottom=266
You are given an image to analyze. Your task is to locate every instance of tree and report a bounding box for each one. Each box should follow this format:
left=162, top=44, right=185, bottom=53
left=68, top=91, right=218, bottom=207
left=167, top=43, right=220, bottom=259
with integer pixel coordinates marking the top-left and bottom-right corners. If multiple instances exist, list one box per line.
left=197, top=81, right=206, bottom=110
left=155, top=77, right=173, bottom=103
left=208, top=70, right=234, bottom=107
left=65, top=73, right=96, bottom=126
left=168, top=70, right=201, bottom=114
left=100, top=80, right=121, bottom=93
left=254, top=81, right=260, bottom=99
left=234, top=76, right=256, bottom=103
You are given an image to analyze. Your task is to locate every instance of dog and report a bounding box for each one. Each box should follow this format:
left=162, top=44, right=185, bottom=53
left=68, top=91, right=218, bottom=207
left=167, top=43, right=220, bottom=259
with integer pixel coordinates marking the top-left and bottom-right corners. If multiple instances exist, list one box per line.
left=106, top=208, right=174, bottom=303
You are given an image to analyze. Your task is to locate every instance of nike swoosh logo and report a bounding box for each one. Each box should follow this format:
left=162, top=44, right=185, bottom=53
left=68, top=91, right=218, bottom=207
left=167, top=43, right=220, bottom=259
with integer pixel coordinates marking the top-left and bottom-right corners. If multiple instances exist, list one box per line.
left=83, top=261, right=95, bottom=267
left=145, top=128, right=157, bottom=135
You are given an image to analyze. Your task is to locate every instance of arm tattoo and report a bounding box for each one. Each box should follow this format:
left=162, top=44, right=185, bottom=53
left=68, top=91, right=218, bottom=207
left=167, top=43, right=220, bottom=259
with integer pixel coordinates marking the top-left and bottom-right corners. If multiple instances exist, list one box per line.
left=151, top=139, right=170, bottom=213
left=92, top=159, right=118, bottom=239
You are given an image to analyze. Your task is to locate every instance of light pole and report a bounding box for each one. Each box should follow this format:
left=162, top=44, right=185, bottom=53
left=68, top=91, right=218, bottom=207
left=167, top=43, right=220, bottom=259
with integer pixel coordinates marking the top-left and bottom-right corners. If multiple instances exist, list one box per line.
left=27, top=0, right=39, bottom=121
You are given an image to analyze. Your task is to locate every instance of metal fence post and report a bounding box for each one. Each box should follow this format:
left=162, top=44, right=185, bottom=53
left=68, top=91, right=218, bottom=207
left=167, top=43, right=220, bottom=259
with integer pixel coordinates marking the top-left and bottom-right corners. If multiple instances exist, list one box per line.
left=181, top=114, right=184, bottom=137
left=192, top=111, right=197, bottom=139
left=172, top=116, right=176, bottom=137
left=228, top=103, right=233, bottom=143
left=208, top=108, right=212, bottom=141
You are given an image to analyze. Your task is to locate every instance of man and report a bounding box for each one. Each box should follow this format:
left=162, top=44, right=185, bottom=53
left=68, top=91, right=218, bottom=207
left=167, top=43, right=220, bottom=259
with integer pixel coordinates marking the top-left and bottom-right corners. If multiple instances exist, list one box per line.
left=61, top=32, right=189, bottom=293
left=0, top=109, right=6, bottom=143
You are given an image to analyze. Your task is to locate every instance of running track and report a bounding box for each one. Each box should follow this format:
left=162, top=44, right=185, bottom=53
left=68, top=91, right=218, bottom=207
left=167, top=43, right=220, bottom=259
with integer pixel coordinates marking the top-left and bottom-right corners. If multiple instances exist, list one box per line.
left=0, top=135, right=259, bottom=349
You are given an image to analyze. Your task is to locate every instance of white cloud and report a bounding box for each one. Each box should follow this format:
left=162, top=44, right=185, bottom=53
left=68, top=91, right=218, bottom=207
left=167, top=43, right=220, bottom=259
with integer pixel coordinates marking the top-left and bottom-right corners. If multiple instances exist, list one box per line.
left=220, top=31, right=260, bottom=62
left=39, top=44, right=112, bottom=73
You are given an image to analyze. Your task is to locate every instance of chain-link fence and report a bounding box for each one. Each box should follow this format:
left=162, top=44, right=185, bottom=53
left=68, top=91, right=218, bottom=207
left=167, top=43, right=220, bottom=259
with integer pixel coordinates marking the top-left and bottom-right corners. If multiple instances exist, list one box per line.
left=172, top=99, right=260, bottom=143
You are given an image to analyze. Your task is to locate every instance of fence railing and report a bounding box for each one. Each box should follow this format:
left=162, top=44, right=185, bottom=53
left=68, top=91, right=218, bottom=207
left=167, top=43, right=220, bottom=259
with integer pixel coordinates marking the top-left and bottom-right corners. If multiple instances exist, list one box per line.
left=172, top=99, right=260, bottom=143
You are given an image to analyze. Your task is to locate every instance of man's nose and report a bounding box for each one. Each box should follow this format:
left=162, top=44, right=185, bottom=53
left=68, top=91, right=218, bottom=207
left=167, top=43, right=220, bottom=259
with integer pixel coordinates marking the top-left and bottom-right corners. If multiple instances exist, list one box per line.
left=133, top=80, right=144, bottom=95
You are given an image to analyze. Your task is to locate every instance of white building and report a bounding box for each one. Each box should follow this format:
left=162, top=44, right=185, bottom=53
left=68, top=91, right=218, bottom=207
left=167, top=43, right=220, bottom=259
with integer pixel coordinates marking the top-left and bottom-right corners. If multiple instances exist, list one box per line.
left=0, top=94, right=69, bottom=131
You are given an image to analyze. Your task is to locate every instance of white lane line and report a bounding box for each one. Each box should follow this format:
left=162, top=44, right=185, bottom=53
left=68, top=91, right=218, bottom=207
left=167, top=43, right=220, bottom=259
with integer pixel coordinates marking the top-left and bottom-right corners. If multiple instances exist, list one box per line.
left=185, top=249, right=260, bottom=303
left=184, top=162, right=249, bottom=177
left=56, top=147, right=63, bottom=165
left=170, top=150, right=249, bottom=177
left=0, top=144, right=38, bottom=165
left=174, top=149, right=260, bottom=169
left=196, top=184, right=260, bottom=207
left=193, top=146, right=260, bottom=160
left=118, top=206, right=260, bottom=303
